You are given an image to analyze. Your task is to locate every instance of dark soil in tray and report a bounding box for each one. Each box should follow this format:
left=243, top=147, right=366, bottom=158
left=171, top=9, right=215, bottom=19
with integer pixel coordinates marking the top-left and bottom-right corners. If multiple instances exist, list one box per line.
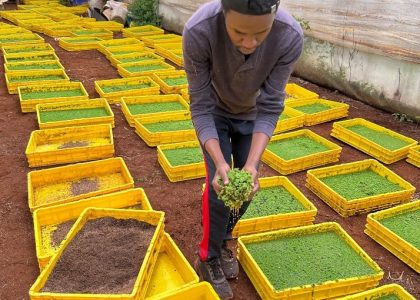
left=51, top=220, right=76, bottom=248
left=71, top=178, right=99, bottom=196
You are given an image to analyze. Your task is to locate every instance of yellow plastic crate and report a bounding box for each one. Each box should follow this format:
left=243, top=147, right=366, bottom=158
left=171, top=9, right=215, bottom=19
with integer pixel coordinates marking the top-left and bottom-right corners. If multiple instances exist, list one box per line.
left=83, top=21, right=124, bottom=32
left=147, top=282, right=219, bottom=300
left=157, top=141, right=205, bottom=182
left=154, top=42, right=182, bottom=57
left=117, top=60, right=175, bottom=78
left=4, top=60, right=64, bottom=72
left=284, top=83, right=319, bottom=102
left=36, top=99, right=114, bottom=129
left=306, top=159, right=416, bottom=217
left=0, top=27, right=31, bottom=35
left=238, top=222, right=383, bottom=300
left=59, top=36, right=103, bottom=51
left=338, top=284, right=416, bottom=300
left=262, top=129, right=342, bottom=175
left=29, top=208, right=165, bottom=300
left=121, top=94, right=189, bottom=127
left=331, top=118, right=418, bottom=164
left=5, top=69, right=69, bottom=94
left=232, top=176, right=317, bottom=237
left=54, top=5, right=88, bottom=15
left=102, top=44, right=151, bottom=60
left=152, top=70, right=188, bottom=94
left=164, top=49, right=184, bottom=67
left=44, top=24, right=84, bottom=37
left=4, top=51, right=59, bottom=64
left=109, top=51, right=163, bottom=67
left=273, top=106, right=305, bottom=134
left=145, top=233, right=200, bottom=299
left=47, top=12, right=80, bottom=21
left=30, top=21, right=59, bottom=33
left=0, top=32, right=44, bottom=46
left=33, top=188, right=153, bottom=270
left=97, top=38, right=144, bottom=56
left=19, top=82, right=89, bottom=113
left=1, top=43, right=54, bottom=56
left=180, top=88, right=190, bottom=103
left=287, top=98, right=349, bottom=126
left=407, top=145, right=420, bottom=168
left=28, top=157, right=134, bottom=212
left=122, top=25, right=164, bottom=38
left=365, top=200, right=419, bottom=273
left=71, top=28, right=113, bottom=40
left=26, top=124, right=114, bottom=167
left=16, top=18, right=55, bottom=31
left=95, top=76, right=161, bottom=104
left=134, top=113, right=197, bottom=147
left=140, top=34, right=183, bottom=48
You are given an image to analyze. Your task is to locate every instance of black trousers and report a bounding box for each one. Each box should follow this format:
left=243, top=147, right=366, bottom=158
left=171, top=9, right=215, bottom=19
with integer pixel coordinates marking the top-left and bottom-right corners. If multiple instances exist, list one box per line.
left=199, top=115, right=254, bottom=261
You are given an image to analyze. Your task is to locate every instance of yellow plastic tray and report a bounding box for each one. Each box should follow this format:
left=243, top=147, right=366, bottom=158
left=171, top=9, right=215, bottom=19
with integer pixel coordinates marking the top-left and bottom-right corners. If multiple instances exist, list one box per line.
left=154, top=42, right=182, bottom=57
left=145, top=233, right=200, bottom=299
left=117, top=60, right=175, bottom=78
left=122, top=25, right=164, bottom=38
left=121, top=94, right=189, bottom=127
left=157, top=141, right=205, bottom=182
left=26, top=124, right=114, bottom=167
left=339, top=284, right=415, bottom=299
left=71, top=28, right=113, bottom=40
left=365, top=200, right=419, bottom=273
left=109, top=51, right=163, bottom=67
left=0, top=27, right=31, bottom=35
left=30, top=21, right=60, bottom=33
left=287, top=98, right=349, bottom=126
left=36, top=99, right=114, bottom=129
left=6, top=69, right=69, bottom=94
left=273, top=106, right=305, bottom=134
left=232, top=176, right=317, bottom=237
left=28, top=157, right=134, bottom=212
left=4, top=60, right=64, bottom=72
left=284, top=83, right=319, bottom=102
left=331, top=118, right=418, bottom=164
left=406, top=145, right=420, bottom=168
left=95, top=76, right=160, bottom=104
left=98, top=41, right=145, bottom=58
left=1, top=43, right=55, bottom=55
left=29, top=208, right=165, bottom=300
left=152, top=70, right=188, bottom=94
left=262, top=129, right=342, bottom=175
left=44, top=24, right=84, bottom=37
left=33, top=188, right=153, bottom=270
left=306, top=159, right=416, bottom=217
left=4, top=51, right=59, bottom=64
left=180, top=88, right=189, bottom=103
left=47, top=12, right=81, bottom=22
left=0, top=32, right=44, bottom=46
left=163, top=49, right=184, bottom=67
left=140, top=34, right=182, bottom=48
left=83, top=21, right=124, bottom=32
left=238, top=222, right=383, bottom=300
left=19, top=82, right=89, bottom=113
left=97, top=37, right=143, bottom=54
left=134, top=113, right=197, bottom=147
left=59, top=36, right=103, bottom=51
left=146, top=282, right=219, bottom=300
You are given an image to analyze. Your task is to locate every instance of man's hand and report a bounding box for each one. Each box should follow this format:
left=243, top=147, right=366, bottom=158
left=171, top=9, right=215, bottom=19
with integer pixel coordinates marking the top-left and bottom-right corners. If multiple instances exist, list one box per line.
left=212, top=161, right=231, bottom=194
left=243, top=163, right=259, bottom=196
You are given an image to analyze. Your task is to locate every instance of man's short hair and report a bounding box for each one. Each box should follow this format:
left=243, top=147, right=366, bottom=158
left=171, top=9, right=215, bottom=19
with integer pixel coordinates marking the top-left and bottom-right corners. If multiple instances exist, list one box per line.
left=221, top=0, right=280, bottom=15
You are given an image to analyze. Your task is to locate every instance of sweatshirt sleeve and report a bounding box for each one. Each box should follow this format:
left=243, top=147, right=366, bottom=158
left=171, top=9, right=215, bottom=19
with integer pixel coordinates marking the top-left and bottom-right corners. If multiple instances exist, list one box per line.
left=253, top=29, right=304, bottom=138
left=183, top=25, right=218, bottom=145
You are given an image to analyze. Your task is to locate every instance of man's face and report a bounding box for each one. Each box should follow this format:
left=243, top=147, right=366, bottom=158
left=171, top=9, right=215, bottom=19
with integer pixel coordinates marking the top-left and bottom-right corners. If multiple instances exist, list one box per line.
left=224, top=9, right=275, bottom=55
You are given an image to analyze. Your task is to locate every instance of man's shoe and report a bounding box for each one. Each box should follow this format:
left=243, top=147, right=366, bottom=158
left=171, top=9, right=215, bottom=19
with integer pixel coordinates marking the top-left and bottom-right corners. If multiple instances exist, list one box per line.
left=195, top=257, right=233, bottom=299
left=220, top=243, right=239, bottom=279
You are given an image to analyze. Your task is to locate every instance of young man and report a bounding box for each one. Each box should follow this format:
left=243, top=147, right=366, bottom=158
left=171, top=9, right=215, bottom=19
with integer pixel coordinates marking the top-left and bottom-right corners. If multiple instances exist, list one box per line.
left=183, top=0, right=303, bottom=298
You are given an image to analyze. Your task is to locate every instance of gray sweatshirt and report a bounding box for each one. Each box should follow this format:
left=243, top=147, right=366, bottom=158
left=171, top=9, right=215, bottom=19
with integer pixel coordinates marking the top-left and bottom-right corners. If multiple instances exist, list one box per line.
left=183, top=0, right=303, bottom=144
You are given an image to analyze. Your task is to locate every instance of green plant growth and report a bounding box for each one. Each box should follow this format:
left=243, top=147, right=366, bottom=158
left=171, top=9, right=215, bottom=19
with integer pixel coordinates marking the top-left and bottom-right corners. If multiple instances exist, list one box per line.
left=218, top=169, right=253, bottom=211
left=241, top=186, right=306, bottom=220
left=6, top=47, right=50, bottom=53
left=346, top=125, right=411, bottom=151
left=118, top=56, right=156, bottom=63
left=379, top=209, right=420, bottom=248
left=125, top=64, right=170, bottom=73
left=39, top=108, right=110, bottom=123
left=65, top=38, right=101, bottom=43
left=163, top=147, right=203, bottom=166
left=143, top=120, right=194, bottom=132
left=73, top=30, right=108, bottom=35
left=128, top=102, right=185, bottom=115
left=377, top=294, right=400, bottom=300
left=128, top=0, right=161, bottom=26
left=278, top=114, right=290, bottom=121
left=320, top=169, right=403, bottom=201
left=294, top=103, right=331, bottom=114
left=8, top=55, right=56, bottom=62
left=0, top=37, right=39, bottom=42
left=266, top=136, right=330, bottom=160
left=163, top=77, right=188, bottom=86
left=21, top=89, right=85, bottom=100
left=7, top=63, right=61, bottom=70
left=10, top=75, right=65, bottom=83
left=245, top=231, right=377, bottom=290
left=101, top=83, right=151, bottom=93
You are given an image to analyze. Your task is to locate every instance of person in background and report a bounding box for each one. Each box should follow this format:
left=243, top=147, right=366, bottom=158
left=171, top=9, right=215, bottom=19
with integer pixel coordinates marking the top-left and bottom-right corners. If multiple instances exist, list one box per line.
left=183, top=0, right=303, bottom=298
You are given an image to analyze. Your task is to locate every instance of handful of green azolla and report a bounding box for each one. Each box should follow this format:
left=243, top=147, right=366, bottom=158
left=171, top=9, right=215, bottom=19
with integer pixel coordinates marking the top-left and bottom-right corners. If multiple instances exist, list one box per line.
left=218, top=168, right=253, bottom=210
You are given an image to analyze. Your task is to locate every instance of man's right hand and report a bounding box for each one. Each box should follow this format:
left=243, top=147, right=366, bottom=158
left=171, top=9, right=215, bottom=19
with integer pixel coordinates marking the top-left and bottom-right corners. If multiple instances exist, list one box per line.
left=212, top=161, right=231, bottom=194
left=204, top=138, right=230, bottom=194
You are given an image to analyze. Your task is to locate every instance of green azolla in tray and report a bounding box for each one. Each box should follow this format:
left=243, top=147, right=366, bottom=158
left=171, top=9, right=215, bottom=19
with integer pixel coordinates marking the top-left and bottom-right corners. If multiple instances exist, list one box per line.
left=163, top=146, right=203, bottom=166
left=118, top=56, right=155, bottom=63
left=125, top=64, right=170, bottom=72
left=40, top=108, right=110, bottom=123
left=162, top=77, right=188, bottom=86
left=128, top=102, right=185, bottom=115
left=65, top=38, right=100, bottom=43
left=73, top=29, right=107, bottom=35
left=0, top=37, right=39, bottom=42
left=294, top=103, right=331, bottom=114
left=144, top=120, right=194, bottom=132
left=10, top=75, right=65, bottom=83
left=7, top=63, right=61, bottom=70
left=379, top=209, right=420, bottom=249
left=377, top=294, right=400, bottom=300
left=245, top=231, right=377, bottom=290
left=346, top=125, right=411, bottom=151
left=278, top=114, right=290, bottom=121
left=21, top=89, right=85, bottom=100
left=8, top=55, right=56, bottom=62
left=6, top=47, right=50, bottom=53
left=267, top=136, right=330, bottom=160
left=241, top=186, right=306, bottom=219
left=320, top=169, right=403, bottom=201
left=101, top=83, right=151, bottom=93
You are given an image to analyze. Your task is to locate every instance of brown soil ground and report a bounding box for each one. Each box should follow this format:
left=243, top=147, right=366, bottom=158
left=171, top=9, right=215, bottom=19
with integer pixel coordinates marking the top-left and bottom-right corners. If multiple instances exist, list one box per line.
left=0, top=7, right=419, bottom=299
